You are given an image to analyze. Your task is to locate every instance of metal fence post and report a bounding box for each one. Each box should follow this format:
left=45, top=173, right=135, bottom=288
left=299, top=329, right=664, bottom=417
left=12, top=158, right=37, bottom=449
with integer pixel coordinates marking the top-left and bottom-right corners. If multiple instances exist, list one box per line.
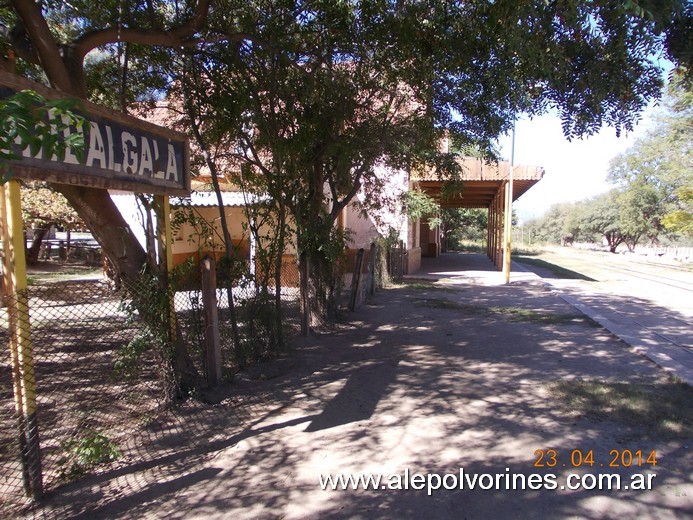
left=200, top=256, right=222, bottom=386
left=300, top=253, right=310, bottom=336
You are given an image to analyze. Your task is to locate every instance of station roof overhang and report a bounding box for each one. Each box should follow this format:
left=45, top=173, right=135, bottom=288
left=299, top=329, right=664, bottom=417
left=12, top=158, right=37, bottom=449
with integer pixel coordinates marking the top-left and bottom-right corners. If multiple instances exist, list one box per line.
left=413, top=158, right=544, bottom=208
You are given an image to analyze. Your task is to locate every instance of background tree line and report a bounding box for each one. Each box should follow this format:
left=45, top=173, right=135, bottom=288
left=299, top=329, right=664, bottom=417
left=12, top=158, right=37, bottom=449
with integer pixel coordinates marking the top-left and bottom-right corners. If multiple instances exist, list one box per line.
left=525, top=77, right=692, bottom=252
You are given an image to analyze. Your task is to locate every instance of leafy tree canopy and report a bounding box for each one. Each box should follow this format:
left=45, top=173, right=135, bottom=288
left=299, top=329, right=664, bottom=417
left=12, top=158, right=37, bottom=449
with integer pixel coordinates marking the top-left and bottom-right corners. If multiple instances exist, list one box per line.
left=443, top=207, right=488, bottom=246
left=1, top=0, right=691, bottom=282
left=608, top=73, right=692, bottom=240
left=2, top=1, right=690, bottom=139
left=21, top=181, right=85, bottom=231
left=529, top=72, right=692, bottom=250
left=586, top=191, right=628, bottom=250
left=525, top=202, right=576, bottom=244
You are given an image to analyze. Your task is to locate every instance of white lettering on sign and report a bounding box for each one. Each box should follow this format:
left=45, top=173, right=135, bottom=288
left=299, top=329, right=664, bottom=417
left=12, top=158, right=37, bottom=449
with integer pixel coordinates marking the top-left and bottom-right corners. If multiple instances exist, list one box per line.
left=104, top=124, right=120, bottom=171
left=166, top=143, right=178, bottom=182
left=86, top=121, right=107, bottom=168
left=138, top=136, right=153, bottom=176
left=0, top=77, right=188, bottom=194
left=80, top=123, right=182, bottom=182
left=7, top=117, right=183, bottom=183
left=61, top=114, right=80, bottom=165
left=121, top=131, right=138, bottom=174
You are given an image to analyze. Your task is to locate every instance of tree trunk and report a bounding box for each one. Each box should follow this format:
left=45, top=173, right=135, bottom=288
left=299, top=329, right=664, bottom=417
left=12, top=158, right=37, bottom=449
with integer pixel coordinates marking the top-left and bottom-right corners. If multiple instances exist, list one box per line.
left=299, top=250, right=310, bottom=336
left=627, top=234, right=641, bottom=252
left=604, top=232, right=624, bottom=254
left=6, top=3, right=150, bottom=282
left=273, top=203, right=286, bottom=347
left=8, top=0, right=212, bottom=401
left=185, top=117, right=241, bottom=354
left=56, top=184, right=149, bottom=281
left=137, top=194, right=159, bottom=271
left=56, top=185, right=202, bottom=393
left=179, top=67, right=242, bottom=354
left=26, top=224, right=50, bottom=266
left=297, top=161, right=331, bottom=332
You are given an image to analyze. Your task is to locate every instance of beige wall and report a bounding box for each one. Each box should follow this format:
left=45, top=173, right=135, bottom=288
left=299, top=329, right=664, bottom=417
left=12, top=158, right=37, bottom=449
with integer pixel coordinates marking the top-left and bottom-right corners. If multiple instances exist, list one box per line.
left=343, top=203, right=381, bottom=250
left=255, top=217, right=297, bottom=255
left=171, top=205, right=301, bottom=283
left=172, top=206, right=250, bottom=267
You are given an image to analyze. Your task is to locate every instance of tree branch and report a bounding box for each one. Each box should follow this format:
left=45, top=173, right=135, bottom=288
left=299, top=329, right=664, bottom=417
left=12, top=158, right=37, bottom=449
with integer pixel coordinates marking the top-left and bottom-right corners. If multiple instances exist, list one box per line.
left=331, top=175, right=362, bottom=222
left=73, top=0, right=212, bottom=61
left=9, top=0, right=72, bottom=91
left=1, top=23, right=38, bottom=67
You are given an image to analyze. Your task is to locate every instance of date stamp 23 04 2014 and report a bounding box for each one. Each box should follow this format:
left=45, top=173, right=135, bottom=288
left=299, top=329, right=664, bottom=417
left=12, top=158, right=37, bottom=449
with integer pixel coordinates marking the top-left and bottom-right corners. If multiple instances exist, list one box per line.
left=533, top=448, right=658, bottom=469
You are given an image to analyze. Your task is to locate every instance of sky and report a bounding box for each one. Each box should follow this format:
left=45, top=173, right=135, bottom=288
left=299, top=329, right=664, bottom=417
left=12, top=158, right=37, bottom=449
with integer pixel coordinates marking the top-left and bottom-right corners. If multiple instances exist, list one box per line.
left=497, top=108, right=656, bottom=224
left=497, top=54, right=675, bottom=224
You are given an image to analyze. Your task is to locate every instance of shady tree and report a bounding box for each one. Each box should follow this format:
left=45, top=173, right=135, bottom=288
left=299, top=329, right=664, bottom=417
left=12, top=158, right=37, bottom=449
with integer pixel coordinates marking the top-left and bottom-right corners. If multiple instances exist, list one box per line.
left=160, top=0, right=691, bottom=325
left=1, top=0, right=690, bottom=318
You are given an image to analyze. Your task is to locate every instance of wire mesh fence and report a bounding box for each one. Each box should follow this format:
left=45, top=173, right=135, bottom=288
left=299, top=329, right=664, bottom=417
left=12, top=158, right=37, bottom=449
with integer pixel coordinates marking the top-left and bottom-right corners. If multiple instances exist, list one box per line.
left=0, top=255, right=302, bottom=516
left=0, top=278, right=166, bottom=515
left=171, top=256, right=302, bottom=382
left=0, top=241, right=400, bottom=515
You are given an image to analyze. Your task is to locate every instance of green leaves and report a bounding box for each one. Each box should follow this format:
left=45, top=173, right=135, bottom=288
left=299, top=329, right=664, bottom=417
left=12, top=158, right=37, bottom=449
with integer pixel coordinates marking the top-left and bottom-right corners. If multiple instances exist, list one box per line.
left=20, top=181, right=86, bottom=232
left=531, top=74, right=692, bottom=248
left=403, top=190, right=441, bottom=228
left=59, top=430, right=121, bottom=481
left=0, top=89, right=86, bottom=179
left=608, top=75, right=692, bottom=240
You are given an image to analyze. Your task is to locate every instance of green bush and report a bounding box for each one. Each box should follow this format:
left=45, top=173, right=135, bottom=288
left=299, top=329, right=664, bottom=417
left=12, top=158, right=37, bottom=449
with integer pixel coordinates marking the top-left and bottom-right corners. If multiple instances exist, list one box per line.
left=58, top=430, right=121, bottom=480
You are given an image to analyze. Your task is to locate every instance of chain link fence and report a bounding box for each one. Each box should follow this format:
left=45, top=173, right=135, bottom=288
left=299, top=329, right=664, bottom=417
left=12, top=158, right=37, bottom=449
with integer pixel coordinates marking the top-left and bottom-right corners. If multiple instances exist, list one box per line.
left=1, top=255, right=302, bottom=516
left=171, top=256, right=302, bottom=381
left=0, top=278, right=166, bottom=515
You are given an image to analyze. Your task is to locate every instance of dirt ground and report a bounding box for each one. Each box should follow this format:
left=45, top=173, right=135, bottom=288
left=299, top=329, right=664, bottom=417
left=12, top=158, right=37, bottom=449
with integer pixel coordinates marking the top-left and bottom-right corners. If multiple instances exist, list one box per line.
left=29, top=254, right=692, bottom=519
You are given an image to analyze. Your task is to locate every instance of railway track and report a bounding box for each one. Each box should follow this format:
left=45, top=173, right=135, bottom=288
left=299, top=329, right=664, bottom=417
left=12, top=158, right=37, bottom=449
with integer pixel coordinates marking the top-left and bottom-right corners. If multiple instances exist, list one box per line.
left=596, top=262, right=693, bottom=293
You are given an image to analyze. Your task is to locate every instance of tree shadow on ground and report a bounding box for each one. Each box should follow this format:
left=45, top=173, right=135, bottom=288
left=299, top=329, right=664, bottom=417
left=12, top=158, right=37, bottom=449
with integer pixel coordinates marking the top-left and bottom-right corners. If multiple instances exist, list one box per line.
left=514, top=256, right=597, bottom=281
left=28, top=256, right=692, bottom=520
left=304, top=357, right=401, bottom=432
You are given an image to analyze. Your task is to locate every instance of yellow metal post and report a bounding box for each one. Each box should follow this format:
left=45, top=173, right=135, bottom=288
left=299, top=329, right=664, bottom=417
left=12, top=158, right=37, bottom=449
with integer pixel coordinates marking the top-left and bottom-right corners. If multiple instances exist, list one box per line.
left=503, top=170, right=514, bottom=283
left=155, top=194, right=176, bottom=333
left=154, top=195, right=179, bottom=393
left=155, top=195, right=174, bottom=274
left=1, top=180, right=42, bottom=498
left=503, top=124, right=516, bottom=284
left=0, top=183, right=26, bottom=492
